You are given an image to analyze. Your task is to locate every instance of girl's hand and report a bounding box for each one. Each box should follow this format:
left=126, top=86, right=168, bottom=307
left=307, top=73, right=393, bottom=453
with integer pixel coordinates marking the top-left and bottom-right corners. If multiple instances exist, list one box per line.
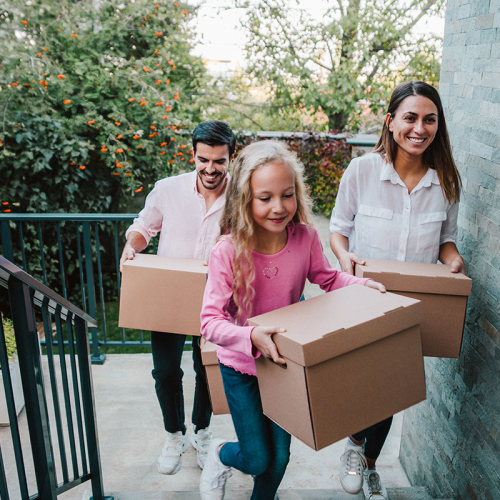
left=338, top=252, right=366, bottom=275
left=365, top=280, right=386, bottom=293
left=450, top=257, right=466, bottom=275
left=199, top=336, right=207, bottom=350
left=251, top=326, right=287, bottom=365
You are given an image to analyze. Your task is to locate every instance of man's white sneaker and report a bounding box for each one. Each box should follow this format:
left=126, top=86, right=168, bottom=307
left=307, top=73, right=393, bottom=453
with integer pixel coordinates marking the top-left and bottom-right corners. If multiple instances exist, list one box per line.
left=200, top=438, right=232, bottom=500
left=363, top=470, right=388, bottom=499
left=339, top=442, right=367, bottom=494
left=191, top=427, right=212, bottom=469
left=157, top=431, right=190, bottom=475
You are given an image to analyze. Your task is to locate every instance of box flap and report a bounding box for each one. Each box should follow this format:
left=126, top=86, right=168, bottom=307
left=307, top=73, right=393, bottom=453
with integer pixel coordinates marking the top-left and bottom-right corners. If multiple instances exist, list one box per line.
left=355, top=259, right=472, bottom=296
left=201, top=340, right=219, bottom=366
left=123, top=253, right=209, bottom=276
left=248, top=285, right=423, bottom=367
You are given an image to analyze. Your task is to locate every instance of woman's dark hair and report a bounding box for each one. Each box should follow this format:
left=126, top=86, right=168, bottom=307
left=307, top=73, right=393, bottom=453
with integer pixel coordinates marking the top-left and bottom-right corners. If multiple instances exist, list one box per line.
left=192, top=120, right=236, bottom=157
left=374, top=80, right=461, bottom=204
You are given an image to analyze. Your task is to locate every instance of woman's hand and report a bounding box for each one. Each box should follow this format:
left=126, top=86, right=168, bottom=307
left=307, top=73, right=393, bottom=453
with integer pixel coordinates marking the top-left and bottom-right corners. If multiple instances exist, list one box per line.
left=439, top=242, right=466, bottom=275
left=199, top=336, right=207, bottom=350
left=450, top=257, right=466, bottom=275
left=364, top=280, right=386, bottom=293
left=251, top=326, right=286, bottom=365
left=338, top=252, right=366, bottom=275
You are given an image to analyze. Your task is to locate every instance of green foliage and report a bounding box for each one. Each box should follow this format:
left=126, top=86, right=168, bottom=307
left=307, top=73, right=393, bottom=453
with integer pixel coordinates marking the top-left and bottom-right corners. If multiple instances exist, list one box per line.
left=1, top=317, right=17, bottom=367
left=236, top=0, right=444, bottom=131
left=235, top=133, right=351, bottom=216
left=0, top=0, right=207, bottom=214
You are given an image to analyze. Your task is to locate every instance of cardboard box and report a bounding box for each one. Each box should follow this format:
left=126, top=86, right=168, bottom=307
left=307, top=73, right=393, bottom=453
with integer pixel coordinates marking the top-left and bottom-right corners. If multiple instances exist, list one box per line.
left=355, top=259, right=472, bottom=358
left=248, top=284, right=425, bottom=451
left=119, top=254, right=207, bottom=336
left=201, top=341, right=230, bottom=415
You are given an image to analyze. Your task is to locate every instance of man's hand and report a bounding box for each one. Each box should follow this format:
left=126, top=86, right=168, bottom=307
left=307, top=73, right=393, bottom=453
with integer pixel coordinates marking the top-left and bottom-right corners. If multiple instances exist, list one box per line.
left=119, top=243, right=136, bottom=273
left=119, top=232, right=148, bottom=273
left=251, top=326, right=286, bottom=365
left=338, top=252, right=366, bottom=275
left=364, top=280, right=386, bottom=293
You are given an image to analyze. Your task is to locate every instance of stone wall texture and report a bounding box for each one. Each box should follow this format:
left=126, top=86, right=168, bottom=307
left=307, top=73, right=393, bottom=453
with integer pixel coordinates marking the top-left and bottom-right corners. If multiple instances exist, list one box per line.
left=399, top=1, right=500, bottom=498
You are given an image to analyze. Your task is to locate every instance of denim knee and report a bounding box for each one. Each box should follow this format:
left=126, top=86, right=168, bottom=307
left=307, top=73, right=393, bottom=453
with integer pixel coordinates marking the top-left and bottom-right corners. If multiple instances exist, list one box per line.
left=240, top=449, right=270, bottom=476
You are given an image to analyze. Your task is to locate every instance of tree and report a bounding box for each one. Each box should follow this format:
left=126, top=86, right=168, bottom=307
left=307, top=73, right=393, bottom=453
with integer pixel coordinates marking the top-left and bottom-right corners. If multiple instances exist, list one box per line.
left=237, top=0, right=443, bottom=131
left=0, top=0, right=207, bottom=214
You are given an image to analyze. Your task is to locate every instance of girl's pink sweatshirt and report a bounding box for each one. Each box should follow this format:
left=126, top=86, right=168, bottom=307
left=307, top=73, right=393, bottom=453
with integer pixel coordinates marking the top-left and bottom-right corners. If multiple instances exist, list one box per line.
left=200, top=223, right=369, bottom=377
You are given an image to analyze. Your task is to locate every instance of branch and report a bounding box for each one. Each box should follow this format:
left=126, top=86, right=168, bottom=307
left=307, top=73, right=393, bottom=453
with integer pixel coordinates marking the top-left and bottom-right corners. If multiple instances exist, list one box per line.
left=3, top=97, right=11, bottom=138
left=192, top=92, right=294, bottom=109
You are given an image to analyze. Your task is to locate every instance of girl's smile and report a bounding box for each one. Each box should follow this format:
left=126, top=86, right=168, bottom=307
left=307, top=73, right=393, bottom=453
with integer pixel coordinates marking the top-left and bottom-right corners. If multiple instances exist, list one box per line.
left=251, top=162, right=297, bottom=240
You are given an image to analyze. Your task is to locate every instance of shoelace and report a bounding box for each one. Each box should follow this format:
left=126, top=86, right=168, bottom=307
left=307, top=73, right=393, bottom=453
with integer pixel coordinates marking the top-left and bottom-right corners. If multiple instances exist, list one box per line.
left=209, top=468, right=232, bottom=489
left=340, top=449, right=367, bottom=476
left=366, top=471, right=383, bottom=494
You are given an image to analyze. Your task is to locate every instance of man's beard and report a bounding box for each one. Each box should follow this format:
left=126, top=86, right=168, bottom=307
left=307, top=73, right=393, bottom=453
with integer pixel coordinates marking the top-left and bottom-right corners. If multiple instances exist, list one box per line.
left=197, top=170, right=227, bottom=191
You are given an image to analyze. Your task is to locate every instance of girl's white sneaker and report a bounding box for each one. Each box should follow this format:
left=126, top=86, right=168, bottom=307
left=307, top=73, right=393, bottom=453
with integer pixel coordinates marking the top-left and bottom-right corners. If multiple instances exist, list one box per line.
left=157, top=431, right=190, bottom=475
left=200, top=438, right=232, bottom=500
left=362, top=470, right=388, bottom=499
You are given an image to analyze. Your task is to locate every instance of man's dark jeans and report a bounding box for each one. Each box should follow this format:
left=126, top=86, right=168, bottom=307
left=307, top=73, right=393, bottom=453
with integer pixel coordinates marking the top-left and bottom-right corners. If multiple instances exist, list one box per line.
left=151, top=331, right=212, bottom=434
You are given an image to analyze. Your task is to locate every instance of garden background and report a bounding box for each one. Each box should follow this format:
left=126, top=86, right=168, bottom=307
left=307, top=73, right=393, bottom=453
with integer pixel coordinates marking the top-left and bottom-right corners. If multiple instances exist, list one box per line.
left=0, top=0, right=445, bottom=351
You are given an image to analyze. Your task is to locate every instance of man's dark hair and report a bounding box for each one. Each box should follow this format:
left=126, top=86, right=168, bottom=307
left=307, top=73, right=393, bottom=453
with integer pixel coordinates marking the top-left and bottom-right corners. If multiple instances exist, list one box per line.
left=192, top=120, right=236, bottom=157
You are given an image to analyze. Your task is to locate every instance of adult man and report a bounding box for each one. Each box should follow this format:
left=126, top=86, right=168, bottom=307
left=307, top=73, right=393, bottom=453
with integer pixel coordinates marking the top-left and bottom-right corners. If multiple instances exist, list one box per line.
left=120, top=120, right=236, bottom=475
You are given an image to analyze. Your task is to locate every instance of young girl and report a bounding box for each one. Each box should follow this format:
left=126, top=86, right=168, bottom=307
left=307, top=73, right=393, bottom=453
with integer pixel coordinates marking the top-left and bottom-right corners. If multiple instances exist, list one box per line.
left=199, top=140, right=385, bottom=500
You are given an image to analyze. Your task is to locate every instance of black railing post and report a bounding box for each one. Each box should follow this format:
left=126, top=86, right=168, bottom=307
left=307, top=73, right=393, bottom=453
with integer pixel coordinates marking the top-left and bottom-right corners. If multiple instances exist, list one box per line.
left=82, top=222, right=105, bottom=365
left=0, top=220, right=14, bottom=261
left=8, top=277, right=58, bottom=500
left=74, top=315, right=113, bottom=500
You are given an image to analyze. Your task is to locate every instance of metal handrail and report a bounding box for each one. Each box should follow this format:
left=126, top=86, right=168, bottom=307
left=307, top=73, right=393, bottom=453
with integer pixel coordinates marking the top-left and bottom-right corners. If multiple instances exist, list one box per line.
left=0, top=256, right=97, bottom=327
left=0, top=214, right=137, bottom=221
left=0, top=214, right=162, bottom=363
left=0, top=257, right=112, bottom=500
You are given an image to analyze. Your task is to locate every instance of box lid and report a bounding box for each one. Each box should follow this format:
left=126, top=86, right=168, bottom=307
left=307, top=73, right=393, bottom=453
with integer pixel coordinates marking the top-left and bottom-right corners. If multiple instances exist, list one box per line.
left=355, top=259, right=472, bottom=296
left=201, top=340, right=218, bottom=366
left=248, top=284, right=422, bottom=367
left=123, top=253, right=209, bottom=275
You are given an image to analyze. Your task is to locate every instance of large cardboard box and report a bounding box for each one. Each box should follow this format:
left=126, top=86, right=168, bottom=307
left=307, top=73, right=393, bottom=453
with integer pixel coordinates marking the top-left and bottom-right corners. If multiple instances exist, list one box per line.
left=248, top=285, right=425, bottom=451
left=355, top=259, right=472, bottom=358
left=119, top=254, right=207, bottom=336
left=201, top=341, right=230, bottom=415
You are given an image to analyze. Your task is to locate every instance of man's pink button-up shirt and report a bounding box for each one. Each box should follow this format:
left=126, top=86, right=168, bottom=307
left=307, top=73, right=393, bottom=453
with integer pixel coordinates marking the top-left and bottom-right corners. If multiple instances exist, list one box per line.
left=125, top=170, right=227, bottom=260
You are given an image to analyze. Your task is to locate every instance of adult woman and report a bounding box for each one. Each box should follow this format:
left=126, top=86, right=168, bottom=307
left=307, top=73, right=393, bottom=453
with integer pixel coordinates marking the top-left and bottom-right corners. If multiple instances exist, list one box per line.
left=329, top=81, right=465, bottom=499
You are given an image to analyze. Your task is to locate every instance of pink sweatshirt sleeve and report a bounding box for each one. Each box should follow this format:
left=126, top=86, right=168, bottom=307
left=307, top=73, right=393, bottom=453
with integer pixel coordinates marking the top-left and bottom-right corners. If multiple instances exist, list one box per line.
left=200, top=240, right=255, bottom=357
left=307, top=228, right=370, bottom=292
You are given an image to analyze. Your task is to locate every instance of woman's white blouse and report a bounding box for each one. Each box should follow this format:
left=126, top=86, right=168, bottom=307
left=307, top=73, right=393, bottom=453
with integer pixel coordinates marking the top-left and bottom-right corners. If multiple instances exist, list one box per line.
left=329, top=153, right=458, bottom=264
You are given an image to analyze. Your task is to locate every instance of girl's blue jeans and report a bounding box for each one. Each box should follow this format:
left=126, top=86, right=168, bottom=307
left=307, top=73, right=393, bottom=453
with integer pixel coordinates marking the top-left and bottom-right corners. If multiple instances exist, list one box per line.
left=218, top=362, right=291, bottom=500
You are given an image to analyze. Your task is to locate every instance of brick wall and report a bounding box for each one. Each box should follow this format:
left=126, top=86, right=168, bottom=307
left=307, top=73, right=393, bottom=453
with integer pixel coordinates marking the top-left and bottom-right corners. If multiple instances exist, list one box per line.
left=399, top=1, right=500, bottom=498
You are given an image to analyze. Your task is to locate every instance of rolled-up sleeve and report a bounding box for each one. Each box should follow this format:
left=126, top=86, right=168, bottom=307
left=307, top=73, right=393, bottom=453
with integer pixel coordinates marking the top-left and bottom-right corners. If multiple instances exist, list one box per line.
left=329, top=160, right=358, bottom=237
left=440, top=201, right=459, bottom=245
left=125, top=182, right=164, bottom=245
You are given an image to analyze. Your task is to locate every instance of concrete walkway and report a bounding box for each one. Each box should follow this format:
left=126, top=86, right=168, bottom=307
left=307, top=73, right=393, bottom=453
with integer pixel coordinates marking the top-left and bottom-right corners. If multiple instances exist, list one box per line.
left=1, top=216, right=413, bottom=499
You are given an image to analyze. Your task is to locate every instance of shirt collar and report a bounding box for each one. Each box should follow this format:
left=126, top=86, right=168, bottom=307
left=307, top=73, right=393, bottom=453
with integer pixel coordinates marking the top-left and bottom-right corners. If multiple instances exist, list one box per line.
left=380, top=161, right=440, bottom=188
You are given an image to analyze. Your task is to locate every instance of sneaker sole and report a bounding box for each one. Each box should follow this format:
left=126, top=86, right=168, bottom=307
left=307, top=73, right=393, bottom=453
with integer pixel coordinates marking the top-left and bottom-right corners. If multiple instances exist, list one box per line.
left=158, top=457, right=182, bottom=475
left=340, top=477, right=363, bottom=495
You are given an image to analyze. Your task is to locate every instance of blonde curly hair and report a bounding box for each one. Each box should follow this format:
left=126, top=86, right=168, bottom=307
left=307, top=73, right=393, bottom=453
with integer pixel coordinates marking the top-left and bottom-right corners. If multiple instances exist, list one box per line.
left=219, top=140, right=314, bottom=322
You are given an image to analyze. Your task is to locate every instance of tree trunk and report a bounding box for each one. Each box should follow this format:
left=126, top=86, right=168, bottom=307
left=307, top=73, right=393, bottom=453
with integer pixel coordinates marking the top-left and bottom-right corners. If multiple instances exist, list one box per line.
left=328, top=112, right=349, bottom=132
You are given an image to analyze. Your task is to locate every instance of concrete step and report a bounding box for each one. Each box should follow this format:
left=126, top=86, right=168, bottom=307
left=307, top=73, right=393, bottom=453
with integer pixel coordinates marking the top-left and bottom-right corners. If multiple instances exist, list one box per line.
left=84, top=486, right=435, bottom=500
